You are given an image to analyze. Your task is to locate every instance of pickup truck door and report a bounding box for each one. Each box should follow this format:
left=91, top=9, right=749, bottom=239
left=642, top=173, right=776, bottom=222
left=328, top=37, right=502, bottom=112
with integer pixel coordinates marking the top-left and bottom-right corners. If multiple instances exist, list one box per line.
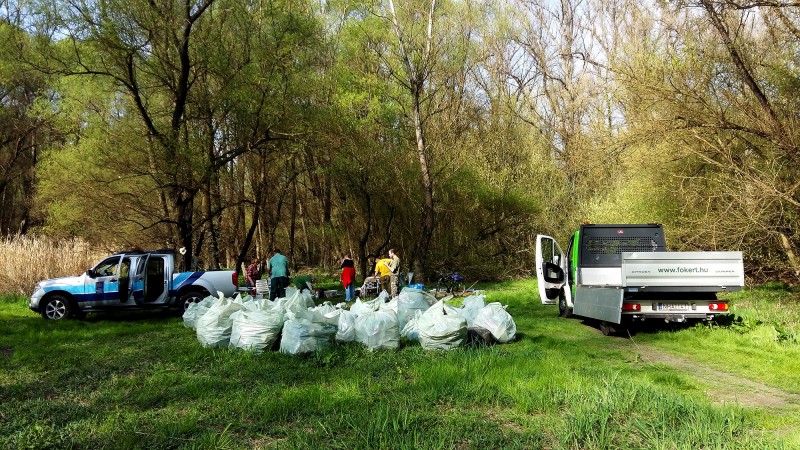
left=535, top=235, right=567, bottom=305
left=85, top=255, right=122, bottom=306
left=130, top=255, right=149, bottom=304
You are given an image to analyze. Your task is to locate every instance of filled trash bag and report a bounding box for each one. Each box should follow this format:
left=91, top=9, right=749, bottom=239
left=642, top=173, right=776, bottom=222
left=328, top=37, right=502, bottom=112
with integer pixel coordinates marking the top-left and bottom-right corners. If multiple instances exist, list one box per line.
left=279, top=302, right=339, bottom=355
left=183, top=295, right=215, bottom=329
left=283, top=290, right=312, bottom=320
left=334, top=309, right=357, bottom=342
left=229, top=303, right=285, bottom=353
left=196, top=294, right=245, bottom=348
left=399, top=287, right=436, bottom=306
left=401, top=310, right=423, bottom=342
left=354, top=310, right=400, bottom=351
left=313, top=301, right=336, bottom=315
left=417, top=300, right=467, bottom=350
left=279, top=318, right=337, bottom=355
left=350, top=298, right=379, bottom=316
left=379, top=296, right=399, bottom=315
left=472, top=302, right=516, bottom=343
left=459, top=294, right=486, bottom=327
left=397, top=290, right=432, bottom=330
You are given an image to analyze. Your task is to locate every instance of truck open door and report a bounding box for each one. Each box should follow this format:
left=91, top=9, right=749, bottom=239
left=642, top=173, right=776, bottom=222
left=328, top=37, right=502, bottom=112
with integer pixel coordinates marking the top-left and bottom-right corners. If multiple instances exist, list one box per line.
left=130, top=254, right=149, bottom=304
left=535, top=235, right=566, bottom=305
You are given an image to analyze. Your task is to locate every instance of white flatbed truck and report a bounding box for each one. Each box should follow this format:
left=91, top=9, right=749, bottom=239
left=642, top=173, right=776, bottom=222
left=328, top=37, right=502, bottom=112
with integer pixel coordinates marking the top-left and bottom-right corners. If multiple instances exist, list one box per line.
left=535, top=224, right=745, bottom=335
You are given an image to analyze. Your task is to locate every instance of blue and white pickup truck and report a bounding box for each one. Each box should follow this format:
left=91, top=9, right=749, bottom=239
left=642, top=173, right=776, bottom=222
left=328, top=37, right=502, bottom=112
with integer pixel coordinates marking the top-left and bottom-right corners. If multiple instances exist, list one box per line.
left=30, top=250, right=238, bottom=320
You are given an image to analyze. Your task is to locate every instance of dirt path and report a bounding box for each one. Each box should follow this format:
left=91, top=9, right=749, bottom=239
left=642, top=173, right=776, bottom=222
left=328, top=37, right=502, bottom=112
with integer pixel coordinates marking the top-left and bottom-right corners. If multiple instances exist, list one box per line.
left=626, top=342, right=800, bottom=409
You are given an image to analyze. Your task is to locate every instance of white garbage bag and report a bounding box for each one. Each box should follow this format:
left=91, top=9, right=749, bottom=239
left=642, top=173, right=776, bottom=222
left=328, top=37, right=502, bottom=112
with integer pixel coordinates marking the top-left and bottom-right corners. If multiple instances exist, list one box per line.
left=196, top=295, right=245, bottom=348
left=459, top=294, right=486, bottom=327
left=417, top=300, right=467, bottom=350
left=376, top=290, right=390, bottom=303
left=399, top=287, right=436, bottom=306
left=283, top=290, right=310, bottom=320
left=183, top=295, right=215, bottom=329
left=301, top=289, right=315, bottom=307
left=354, top=310, right=400, bottom=350
left=279, top=318, right=337, bottom=355
left=333, top=309, right=357, bottom=342
left=313, top=301, right=336, bottom=315
left=397, top=290, right=431, bottom=330
left=401, top=309, right=423, bottom=342
left=350, top=298, right=379, bottom=316
left=472, top=302, right=516, bottom=343
left=229, top=302, right=285, bottom=353
left=379, top=297, right=399, bottom=314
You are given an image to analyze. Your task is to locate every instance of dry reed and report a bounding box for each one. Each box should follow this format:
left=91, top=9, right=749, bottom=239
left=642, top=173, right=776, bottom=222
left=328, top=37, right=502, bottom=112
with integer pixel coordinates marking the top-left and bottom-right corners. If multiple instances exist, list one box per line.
left=0, top=236, right=106, bottom=295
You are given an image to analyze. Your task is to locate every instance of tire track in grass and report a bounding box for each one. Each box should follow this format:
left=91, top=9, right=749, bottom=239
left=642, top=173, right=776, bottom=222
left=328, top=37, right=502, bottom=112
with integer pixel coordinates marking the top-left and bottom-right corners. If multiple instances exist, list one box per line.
left=630, top=344, right=800, bottom=409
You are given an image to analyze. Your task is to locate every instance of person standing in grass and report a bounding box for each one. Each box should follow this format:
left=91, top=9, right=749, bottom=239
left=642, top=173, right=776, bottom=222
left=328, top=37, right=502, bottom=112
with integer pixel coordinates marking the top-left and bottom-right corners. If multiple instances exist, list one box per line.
left=373, top=257, right=392, bottom=296
left=388, top=249, right=400, bottom=298
left=268, top=249, right=289, bottom=300
left=245, top=257, right=260, bottom=294
left=340, top=254, right=355, bottom=302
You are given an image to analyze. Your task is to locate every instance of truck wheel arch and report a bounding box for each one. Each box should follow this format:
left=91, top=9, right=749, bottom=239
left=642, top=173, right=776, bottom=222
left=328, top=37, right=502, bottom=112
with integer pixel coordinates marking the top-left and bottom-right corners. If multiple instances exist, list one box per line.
left=176, top=287, right=210, bottom=312
left=39, top=291, right=80, bottom=320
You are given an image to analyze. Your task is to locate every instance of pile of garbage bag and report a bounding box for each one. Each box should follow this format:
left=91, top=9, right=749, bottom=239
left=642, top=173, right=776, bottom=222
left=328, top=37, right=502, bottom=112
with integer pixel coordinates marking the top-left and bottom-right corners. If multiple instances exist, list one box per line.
left=183, top=286, right=517, bottom=354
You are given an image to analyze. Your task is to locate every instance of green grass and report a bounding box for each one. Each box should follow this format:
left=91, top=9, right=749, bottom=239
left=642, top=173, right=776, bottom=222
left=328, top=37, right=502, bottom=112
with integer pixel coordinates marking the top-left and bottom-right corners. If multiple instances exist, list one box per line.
left=1, top=283, right=799, bottom=449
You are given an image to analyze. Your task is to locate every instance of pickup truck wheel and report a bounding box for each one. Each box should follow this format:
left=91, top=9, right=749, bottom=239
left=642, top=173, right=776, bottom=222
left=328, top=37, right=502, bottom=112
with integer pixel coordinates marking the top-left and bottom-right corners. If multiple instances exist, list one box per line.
left=179, top=290, right=207, bottom=312
left=41, top=295, right=72, bottom=320
left=600, top=321, right=615, bottom=336
left=558, top=293, right=572, bottom=318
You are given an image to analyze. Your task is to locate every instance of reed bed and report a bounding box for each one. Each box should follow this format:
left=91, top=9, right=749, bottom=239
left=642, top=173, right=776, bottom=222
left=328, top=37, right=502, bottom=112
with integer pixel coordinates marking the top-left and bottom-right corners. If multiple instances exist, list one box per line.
left=0, top=235, right=106, bottom=295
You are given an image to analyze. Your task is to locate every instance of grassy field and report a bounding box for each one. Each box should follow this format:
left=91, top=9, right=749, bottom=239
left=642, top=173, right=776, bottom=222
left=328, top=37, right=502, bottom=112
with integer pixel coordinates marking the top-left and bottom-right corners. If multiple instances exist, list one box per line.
left=2, top=281, right=799, bottom=449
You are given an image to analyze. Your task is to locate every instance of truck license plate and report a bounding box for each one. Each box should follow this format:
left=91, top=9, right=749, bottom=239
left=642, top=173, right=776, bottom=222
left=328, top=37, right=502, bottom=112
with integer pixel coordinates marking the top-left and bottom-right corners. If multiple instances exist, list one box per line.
left=658, top=303, right=688, bottom=311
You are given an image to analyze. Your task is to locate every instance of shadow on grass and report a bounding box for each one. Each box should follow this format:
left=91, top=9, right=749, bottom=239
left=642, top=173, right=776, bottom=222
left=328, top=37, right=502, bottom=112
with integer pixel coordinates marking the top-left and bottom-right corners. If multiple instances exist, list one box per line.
left=82, top=309, right=180, bottom=323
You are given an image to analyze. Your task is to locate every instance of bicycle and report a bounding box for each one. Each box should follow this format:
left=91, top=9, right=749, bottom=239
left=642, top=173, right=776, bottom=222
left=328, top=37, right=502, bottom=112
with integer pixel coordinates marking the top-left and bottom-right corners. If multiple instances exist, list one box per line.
left=434, top=272, right=466, bottom=296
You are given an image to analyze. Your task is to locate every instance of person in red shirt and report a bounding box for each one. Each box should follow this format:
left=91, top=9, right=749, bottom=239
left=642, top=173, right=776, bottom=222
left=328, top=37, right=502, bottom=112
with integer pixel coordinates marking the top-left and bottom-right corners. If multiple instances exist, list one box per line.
left=245, top=257, right=260, bottom=295
left=340, top=254, right=356, bottom=302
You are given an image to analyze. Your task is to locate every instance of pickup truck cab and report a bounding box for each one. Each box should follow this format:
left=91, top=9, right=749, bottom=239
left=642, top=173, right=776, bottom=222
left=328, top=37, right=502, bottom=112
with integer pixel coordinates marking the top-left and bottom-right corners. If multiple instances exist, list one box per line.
left=535, top=224, right=745, bottom=335
left=30, top=250, right=238, bottom=320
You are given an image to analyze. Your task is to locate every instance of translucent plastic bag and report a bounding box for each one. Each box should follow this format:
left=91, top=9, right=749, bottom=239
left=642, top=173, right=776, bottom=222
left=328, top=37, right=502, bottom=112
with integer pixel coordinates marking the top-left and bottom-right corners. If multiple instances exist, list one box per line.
left=354, top=310, right=400, bottom=351
left=401, top=310, right=423, bottom=342
left=196, top=295, right=245, bottom=348
left=334, top=309, right=357, bottom=342
left=399, top=287, right=436, bottom=306
left=350, top=298, right=379, bottom=316
left=229, top=303, right=285, bottom=353
left=313, top=301, right=336, bottom=315
left=472, top=302, right=516, bottom=343
left=397, top=290, right=431, bottom=330
left=417, top=300, right=467, bottom=350
left=379, top=297, right=398, bottom=314
left=459, top=294, right=486, bottom=327
left=279, top=318, right=337, bottom=355
left=183, top=295, right=215, bottom=329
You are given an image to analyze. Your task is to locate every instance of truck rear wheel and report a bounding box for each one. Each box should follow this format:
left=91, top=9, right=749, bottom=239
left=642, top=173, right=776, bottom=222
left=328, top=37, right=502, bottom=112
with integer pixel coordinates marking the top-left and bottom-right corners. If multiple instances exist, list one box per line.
left=179, top=289, right=208, bottom=313
left=600, top=321, right=617, bottom=336
left=558, top=292, right=572, bottom=318
left=600, top=321, right=630, bottom=337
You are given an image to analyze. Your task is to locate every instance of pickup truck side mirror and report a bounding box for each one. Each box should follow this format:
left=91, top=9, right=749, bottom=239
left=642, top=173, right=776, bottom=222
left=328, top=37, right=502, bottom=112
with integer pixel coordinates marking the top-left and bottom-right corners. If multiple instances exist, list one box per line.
left=86, top=269, right=96, bottom=278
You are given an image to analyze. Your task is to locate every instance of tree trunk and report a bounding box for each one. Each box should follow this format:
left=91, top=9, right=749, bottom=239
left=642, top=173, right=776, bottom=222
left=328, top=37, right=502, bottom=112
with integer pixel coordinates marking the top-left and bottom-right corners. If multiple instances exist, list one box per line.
left=779, top=232, right=800, bottom=277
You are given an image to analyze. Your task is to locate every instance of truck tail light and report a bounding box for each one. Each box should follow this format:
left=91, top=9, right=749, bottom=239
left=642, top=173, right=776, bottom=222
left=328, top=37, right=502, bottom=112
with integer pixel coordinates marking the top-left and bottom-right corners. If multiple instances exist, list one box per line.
left=709, top=302, right=728, bottom=311
left=622, top=303, right=641, bottom=311
left=232, top=272, right=239, bottom=287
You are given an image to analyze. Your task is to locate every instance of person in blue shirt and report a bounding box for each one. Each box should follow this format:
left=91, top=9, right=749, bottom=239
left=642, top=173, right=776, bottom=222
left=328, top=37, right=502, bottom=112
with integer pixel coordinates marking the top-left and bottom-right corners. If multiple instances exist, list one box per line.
left=268, top=248, right=290, bottom=300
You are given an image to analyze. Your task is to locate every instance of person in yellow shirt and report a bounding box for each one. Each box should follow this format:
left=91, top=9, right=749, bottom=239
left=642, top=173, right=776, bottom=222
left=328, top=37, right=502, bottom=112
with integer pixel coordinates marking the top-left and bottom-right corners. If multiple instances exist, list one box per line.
left=374, top=258, right=392, bottom=295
